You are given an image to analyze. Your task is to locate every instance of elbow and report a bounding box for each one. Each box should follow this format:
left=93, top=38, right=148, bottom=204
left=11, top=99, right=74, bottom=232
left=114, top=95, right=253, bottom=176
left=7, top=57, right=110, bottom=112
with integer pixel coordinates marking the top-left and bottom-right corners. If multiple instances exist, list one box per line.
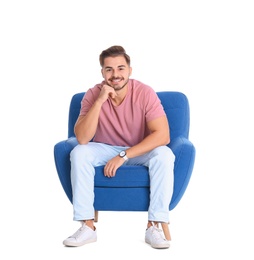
left=163, top=136, right=170, bottom=146
left=74, top=128, right=91, bottom=145
left=165, top=128, right=171, bottom=145
left=163, top=131, right=170, bottom=146
left=75, top=134, right=90, bottom=145
left=77, top=138, right=89, bottom=145
left=156, top=133, right=170, bottom=146
left=75, top=133, right=90, bottom=145
left=153, top=130, right=170, bottom=146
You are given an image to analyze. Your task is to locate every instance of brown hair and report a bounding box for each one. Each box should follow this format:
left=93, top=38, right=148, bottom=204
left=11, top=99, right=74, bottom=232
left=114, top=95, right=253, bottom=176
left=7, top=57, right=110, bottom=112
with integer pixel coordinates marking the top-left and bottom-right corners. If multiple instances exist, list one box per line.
left=99, top=45, right=131, bottom=67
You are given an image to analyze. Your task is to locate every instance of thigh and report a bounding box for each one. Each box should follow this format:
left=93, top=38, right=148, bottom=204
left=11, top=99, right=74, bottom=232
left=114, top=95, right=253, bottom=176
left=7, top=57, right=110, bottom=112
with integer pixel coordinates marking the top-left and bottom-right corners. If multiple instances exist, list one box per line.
left=71, top=142, right=121, bottom=167
left=126, top=145, right=175, bottom=167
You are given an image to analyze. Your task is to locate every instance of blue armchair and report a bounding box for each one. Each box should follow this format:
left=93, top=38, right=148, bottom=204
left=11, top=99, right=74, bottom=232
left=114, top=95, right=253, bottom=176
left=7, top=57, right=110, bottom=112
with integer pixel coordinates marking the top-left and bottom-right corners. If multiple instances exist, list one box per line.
left=54, top=91, right=195, bottom=217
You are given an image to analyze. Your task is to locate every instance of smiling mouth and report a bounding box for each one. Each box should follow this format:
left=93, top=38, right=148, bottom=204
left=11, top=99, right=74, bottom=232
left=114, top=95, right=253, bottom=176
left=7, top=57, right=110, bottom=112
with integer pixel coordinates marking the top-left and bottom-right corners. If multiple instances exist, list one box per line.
left=107, top=78, right=128, bottom=90
left=110, top=78, right=122, bottom=84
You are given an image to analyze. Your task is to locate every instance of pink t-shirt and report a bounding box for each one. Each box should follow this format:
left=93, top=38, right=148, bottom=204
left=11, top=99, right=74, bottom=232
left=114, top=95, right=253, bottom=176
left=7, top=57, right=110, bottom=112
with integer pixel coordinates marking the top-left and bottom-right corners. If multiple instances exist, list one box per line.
left=79, top=79, right=165, bottom=147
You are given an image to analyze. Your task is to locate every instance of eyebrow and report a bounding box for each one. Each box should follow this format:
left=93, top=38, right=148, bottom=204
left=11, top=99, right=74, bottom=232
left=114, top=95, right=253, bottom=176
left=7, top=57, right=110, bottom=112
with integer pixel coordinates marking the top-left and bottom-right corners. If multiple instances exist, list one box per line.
left=104, top=65, right=126, bottom=69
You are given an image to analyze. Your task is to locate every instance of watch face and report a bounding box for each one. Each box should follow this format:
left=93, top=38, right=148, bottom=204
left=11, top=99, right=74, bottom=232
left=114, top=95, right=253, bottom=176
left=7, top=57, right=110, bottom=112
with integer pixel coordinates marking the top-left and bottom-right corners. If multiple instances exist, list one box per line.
left=120, top=151, right=126, bottom=157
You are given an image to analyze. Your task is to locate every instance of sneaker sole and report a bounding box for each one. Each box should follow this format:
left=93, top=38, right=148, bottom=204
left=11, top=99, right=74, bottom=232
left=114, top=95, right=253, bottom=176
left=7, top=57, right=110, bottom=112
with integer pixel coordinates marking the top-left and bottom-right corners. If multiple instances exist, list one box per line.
left=63, top=237, right=97, bottom=247
left=145, top=239, right=170, bottom=249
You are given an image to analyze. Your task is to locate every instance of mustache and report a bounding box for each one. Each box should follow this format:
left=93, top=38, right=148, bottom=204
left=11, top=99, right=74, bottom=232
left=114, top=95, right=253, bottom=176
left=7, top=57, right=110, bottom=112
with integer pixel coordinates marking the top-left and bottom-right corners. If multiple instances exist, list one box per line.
left=109, top=77, right=123, bottom=81
left=106, top=79, right=129, bottom=90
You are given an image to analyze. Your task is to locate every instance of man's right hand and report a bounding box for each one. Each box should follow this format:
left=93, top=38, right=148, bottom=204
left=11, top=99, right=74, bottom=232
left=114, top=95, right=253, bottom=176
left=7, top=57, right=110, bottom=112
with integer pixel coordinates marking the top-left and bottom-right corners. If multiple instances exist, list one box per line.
left=97, top=84, right=117, bottom=104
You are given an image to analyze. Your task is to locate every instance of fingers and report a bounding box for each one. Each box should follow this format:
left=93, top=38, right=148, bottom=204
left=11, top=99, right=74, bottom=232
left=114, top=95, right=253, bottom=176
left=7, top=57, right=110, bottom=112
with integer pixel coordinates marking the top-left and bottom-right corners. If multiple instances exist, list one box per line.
left=109, top=91, right=117, bottom=99
left=97, top=84, right=117, bottom=104
left=104, top=163, right=117, bottom=177
left=104, top=156, right=124, bottom=178
left=102, top=84, right=117, bottom=98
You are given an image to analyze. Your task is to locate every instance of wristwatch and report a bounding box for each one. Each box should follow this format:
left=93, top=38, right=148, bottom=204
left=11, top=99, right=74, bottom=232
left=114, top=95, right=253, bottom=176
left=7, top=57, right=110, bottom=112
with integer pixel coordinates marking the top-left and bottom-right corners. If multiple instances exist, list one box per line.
left=119, top=150, right=128, bottom=161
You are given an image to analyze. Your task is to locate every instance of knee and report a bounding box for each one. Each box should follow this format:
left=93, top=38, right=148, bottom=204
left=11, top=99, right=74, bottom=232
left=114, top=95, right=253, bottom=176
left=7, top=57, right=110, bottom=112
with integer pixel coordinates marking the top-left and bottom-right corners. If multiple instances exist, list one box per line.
left=154, top=146, right=175, bottom=162
left=70, top=144, right=92, bottom=163
left=148, top=146, right=175, bottom=171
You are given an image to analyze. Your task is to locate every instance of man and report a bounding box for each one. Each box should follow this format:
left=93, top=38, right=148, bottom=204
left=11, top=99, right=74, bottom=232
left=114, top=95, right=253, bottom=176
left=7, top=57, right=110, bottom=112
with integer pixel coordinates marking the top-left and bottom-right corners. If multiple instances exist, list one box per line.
left=63, top=45, right=175, bottom=249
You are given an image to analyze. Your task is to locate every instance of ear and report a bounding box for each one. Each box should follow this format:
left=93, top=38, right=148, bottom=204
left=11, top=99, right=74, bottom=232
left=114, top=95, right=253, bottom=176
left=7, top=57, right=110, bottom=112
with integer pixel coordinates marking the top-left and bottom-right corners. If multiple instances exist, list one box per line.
left=129, top=67, right=132, bottom=77
left=101, top=68, right=104, bottom=78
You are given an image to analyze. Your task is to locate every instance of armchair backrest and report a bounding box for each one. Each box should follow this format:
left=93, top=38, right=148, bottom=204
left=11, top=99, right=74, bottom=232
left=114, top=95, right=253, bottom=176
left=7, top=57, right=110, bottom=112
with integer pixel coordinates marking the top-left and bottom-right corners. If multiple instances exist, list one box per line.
left=68, top=91, right=190, bottom=141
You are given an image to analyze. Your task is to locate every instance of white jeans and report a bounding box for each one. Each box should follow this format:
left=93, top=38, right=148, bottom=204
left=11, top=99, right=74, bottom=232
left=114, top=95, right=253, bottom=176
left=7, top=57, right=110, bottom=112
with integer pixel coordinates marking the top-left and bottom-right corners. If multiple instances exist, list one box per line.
left=70, top=142, right=175, bottom=223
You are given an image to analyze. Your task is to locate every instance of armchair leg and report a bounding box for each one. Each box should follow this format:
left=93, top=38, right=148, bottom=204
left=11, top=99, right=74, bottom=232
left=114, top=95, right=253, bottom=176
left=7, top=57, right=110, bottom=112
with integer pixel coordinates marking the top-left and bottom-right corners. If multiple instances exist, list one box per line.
left=161, top=222, right=171, bottom=241
left=94, top=210, right=98, bottom=222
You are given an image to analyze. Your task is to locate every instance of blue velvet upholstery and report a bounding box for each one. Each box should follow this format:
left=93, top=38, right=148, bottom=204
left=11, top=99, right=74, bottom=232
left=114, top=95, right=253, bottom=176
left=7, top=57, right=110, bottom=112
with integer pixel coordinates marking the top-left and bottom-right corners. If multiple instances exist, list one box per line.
left=54, top=91, right=196, bottom=211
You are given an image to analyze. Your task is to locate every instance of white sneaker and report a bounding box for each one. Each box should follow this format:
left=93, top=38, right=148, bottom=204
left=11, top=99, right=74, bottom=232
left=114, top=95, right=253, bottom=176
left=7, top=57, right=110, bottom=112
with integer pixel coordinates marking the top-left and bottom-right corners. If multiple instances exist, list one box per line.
left=145, top=225, right=170, bottom=249
left=63, top=222, right=97, bottom=247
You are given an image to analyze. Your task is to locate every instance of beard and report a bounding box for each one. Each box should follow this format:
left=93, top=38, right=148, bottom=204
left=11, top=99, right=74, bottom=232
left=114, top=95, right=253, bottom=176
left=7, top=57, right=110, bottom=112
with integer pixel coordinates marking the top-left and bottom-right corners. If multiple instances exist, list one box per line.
left=107, top=78, right=129, bottom=91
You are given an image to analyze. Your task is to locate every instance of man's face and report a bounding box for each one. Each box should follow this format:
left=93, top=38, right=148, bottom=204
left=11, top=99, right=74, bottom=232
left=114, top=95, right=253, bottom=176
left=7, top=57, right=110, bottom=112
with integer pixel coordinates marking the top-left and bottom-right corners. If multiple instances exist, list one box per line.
left=101, top=56, right=132, bottom=91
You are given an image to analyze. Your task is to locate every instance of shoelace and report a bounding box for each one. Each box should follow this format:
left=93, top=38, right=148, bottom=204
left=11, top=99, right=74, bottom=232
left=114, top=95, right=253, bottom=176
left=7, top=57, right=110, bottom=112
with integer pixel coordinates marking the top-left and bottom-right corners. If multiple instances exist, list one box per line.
left=70, top=224, right=86, bottom=239
left=151, top=226, right=166, bottom=241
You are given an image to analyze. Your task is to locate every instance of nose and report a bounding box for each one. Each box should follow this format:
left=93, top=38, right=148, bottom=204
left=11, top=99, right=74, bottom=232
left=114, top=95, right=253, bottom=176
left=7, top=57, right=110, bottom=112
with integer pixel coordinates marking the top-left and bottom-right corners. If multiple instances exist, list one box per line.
left=112, top=69, right=118, bottom=78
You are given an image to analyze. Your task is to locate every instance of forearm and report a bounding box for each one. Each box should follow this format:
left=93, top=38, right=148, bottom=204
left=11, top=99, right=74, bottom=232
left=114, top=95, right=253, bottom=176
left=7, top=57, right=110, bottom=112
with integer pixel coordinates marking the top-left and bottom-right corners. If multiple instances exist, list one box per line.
left=74, top=100, right=102, bottom=144
left=103, top=130, right=169, bottom=178
left=126, top=130, right=170, bottom=159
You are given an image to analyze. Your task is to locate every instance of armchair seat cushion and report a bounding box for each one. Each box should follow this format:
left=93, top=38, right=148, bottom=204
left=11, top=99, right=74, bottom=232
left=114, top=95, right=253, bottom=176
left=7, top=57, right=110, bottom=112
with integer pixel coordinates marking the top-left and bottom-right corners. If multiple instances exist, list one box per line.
left=94, top=166, right=149, bottom=188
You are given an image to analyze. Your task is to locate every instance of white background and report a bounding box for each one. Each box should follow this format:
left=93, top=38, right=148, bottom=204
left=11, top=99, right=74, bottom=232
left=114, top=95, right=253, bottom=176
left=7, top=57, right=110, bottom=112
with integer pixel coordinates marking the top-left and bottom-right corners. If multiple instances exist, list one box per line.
left=1, top=0, right=253, bottom=259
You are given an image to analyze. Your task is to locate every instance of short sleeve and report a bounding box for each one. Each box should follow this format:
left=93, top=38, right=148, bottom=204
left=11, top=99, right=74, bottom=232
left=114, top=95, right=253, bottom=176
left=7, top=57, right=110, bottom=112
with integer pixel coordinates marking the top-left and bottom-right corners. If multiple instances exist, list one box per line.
left=144, top=88, right=165, bottom=122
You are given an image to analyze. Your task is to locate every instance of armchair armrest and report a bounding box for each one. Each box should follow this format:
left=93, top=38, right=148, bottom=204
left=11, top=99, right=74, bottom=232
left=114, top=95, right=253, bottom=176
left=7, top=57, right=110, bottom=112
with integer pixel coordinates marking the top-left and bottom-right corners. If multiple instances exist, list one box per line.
left=168, top=136, right=196, bottom=209
left=54, top=137, right=78, bottom=203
